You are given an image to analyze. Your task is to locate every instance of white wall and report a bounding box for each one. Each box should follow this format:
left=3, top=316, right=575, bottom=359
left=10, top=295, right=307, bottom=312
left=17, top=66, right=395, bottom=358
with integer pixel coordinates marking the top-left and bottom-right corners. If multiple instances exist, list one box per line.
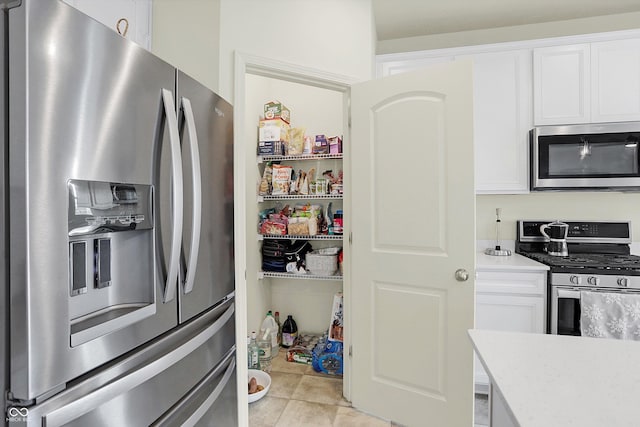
left=378, top=11, right=640, bottom=54
left=477, top=192, right=640, bottom=242
left=152, top=0, right=221, bottom=92
left=218, top=0, right=375, bottom=102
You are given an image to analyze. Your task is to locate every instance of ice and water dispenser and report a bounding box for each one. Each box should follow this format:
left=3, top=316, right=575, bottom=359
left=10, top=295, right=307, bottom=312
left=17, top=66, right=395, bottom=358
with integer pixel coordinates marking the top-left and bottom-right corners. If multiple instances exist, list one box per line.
left=67, top=180, right=156, bottom=346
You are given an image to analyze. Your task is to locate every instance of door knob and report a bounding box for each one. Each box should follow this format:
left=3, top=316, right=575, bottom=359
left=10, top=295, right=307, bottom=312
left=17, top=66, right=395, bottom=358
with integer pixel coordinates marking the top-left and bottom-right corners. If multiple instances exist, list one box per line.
left=455, top=269, right=469, bottom=282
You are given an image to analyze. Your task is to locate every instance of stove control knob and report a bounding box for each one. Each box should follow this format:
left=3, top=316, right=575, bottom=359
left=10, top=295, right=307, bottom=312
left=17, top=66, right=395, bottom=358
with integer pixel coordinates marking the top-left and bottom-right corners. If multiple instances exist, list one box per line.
left=587, top=276, right=600, bottom=286
left=617, top=277, right=629, bottom=288
left=569, top=275, right=581, bottom=285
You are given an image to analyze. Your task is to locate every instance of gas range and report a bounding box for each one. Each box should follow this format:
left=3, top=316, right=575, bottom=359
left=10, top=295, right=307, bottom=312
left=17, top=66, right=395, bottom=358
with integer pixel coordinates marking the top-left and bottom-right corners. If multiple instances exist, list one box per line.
left=516, top=220, right=640, bottom=288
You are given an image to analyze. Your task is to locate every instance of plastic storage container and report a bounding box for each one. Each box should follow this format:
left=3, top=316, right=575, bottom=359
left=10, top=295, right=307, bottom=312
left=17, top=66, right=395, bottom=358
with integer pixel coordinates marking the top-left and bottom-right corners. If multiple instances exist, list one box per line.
left=260, top=311, right=279, bottom=355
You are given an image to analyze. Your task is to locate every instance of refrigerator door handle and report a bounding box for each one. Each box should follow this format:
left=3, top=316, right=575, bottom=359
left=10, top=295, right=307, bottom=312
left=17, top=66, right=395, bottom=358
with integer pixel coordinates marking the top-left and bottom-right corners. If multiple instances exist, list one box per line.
left=161, top=88, right=183, bottom=303
left=182, top=356, right=236, bottom=427
left=152, top=350, right=236, bottom=427
left=39, top=303, right=235, bottom=427
left=181, top=97, right=202, bottom=295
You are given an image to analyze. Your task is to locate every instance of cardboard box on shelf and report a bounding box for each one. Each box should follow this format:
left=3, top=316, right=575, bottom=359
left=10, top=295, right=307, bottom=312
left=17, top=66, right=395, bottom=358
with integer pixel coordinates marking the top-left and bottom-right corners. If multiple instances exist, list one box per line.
left=259, top=119, right=290, bottom=143
left=257, top=140, right=285, bottom=156
left=264, top=101, right=291, bottom=123
left=328, top=292, right=343, bottom=342
left=312, top=134, right=329, bottom=154
left=328, top=136, right=342, bottom=154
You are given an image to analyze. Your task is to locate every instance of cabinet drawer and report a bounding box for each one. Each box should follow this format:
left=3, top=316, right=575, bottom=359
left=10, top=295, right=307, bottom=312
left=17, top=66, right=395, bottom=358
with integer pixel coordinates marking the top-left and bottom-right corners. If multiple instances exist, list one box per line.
left=476, top=271, right=546, bottom=296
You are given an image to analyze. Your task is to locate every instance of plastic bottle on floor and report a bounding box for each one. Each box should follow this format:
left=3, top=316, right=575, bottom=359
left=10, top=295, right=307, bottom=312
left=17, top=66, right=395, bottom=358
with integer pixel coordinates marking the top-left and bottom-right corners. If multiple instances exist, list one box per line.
left=275, top=311, right=283, bottom=347
left=260, top=311, right=279, bottom=356
left=281, top=315, right=298, bottom=348
left=248, top=331, right=260, bottom=370
left=257, top=328, right=272, bottom=373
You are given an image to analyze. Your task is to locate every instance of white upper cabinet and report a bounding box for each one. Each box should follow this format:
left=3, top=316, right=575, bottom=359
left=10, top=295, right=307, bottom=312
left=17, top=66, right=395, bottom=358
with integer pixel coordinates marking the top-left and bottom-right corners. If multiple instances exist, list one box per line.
left=468, top=49, right=532, bottom=194
left=533, top=44, right=590, bottom=125
left=62, top=0, right=152, bottom=51
left=377, top=48, right=532, bottom=194
left=534, top=38, right=640, bottom=125
left=591, top=39, right=640, bottom=123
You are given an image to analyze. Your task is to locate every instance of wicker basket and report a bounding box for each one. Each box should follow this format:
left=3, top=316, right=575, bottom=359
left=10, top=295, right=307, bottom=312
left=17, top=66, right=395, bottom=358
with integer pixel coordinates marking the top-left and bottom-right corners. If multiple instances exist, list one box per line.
left=305, top=251, right=338, bottom=276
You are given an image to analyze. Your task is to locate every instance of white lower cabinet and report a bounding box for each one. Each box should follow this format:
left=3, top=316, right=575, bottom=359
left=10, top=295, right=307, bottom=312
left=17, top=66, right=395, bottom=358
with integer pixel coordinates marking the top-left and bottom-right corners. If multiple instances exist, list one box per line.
left=474, top=270, right=546, bottom=393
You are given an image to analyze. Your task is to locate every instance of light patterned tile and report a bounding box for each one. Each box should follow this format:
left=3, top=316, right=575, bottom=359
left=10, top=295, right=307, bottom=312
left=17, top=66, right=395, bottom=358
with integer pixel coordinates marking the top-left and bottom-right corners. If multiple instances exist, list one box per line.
left=333, top=406, right=391, bottom=426
left=249, top=395, right=288, bottom=427
left=275, top=400, right=338, bottom=427
left=268, top=371, right=303, bottom=399
left=292, top=375, right=345, bottom=406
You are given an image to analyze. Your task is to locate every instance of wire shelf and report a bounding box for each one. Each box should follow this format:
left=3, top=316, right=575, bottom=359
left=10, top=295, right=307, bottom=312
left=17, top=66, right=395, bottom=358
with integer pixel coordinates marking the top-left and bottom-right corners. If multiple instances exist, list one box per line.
left=258, top=153, right=343, bottom=163
left=258, top=234, right=343, bottom=241
left=258, top=271, right=343, bottom=281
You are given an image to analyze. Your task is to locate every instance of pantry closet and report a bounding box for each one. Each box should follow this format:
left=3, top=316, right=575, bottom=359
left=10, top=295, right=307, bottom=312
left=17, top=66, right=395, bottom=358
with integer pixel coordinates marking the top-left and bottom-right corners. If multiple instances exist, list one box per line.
left=235, top=54, right=355, bottom=410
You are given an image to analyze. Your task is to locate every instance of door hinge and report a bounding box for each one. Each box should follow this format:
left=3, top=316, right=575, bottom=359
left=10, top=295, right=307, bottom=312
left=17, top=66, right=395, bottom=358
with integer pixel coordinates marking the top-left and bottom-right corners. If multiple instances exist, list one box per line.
left=349, top=345, right=352, bottom=357
left=349, top=232, right=353, bottom=245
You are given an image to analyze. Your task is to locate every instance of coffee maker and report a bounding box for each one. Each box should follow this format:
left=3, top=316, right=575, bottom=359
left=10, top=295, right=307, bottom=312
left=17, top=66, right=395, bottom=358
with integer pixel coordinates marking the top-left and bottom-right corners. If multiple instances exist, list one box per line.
left=540, top=220, right=569, bottom=257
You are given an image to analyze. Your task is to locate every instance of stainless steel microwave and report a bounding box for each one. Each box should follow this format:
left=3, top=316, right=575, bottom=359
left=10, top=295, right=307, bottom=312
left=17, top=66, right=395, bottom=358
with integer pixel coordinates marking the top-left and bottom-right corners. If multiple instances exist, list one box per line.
left=531, top=122, right=640, bottom=191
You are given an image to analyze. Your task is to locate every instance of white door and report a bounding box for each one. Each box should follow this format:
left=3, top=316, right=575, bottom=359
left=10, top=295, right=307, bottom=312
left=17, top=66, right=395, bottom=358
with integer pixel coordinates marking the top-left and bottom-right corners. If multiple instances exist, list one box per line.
left=350, top=60, right=476, bottom=426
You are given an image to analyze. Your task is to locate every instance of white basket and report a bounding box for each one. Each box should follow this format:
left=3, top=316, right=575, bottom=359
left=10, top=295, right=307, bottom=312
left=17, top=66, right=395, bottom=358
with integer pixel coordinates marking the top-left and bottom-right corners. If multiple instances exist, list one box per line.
left=305, top=251, right=338, bottom=276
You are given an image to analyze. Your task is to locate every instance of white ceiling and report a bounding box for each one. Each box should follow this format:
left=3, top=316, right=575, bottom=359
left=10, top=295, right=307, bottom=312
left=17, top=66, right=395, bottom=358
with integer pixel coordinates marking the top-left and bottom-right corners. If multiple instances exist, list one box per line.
left=373, top=0, right=640, bottom=41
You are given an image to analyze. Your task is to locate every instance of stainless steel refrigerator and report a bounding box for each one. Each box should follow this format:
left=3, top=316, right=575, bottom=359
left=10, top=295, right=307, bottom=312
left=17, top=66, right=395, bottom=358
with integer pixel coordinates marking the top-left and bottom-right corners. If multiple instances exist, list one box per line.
left=1, top=0, right=237, bottom=425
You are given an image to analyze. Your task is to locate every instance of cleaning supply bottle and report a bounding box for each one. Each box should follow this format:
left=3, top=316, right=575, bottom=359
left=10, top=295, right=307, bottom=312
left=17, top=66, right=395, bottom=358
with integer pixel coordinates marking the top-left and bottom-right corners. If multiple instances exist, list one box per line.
left=281, top=315, right=298, bottom=348
left=275, top=311, right=283, bottom=347
left=257, top=328, right=272, bottom=373
left=260, top=311, right=279, bottom=356
left=248, top=331, right=260, bottom=370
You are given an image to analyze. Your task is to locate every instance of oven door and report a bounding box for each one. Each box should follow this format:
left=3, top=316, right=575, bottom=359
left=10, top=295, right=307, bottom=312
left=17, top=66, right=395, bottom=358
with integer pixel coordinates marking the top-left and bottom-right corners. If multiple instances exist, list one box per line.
left=551, top=286, right=640, bottom=335
left=550, top=286, right=583, bottom=335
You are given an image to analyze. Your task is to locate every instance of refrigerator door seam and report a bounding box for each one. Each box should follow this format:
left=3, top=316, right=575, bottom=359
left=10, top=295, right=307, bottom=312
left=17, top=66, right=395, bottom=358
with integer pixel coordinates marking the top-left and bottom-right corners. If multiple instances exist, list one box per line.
left=180, top=97, right=202, bottom=295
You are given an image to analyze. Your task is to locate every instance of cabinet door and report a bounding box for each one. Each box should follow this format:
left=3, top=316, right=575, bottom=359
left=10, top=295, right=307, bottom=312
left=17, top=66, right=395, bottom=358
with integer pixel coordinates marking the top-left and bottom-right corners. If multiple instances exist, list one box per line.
left=62, top=0, right=152, bottom=50
left=592, top=39, right=640, bottom=123
left=533, top=44, right=590, bottom=125
left=474, top=294, right=545, bottom=389
left=470, top=50, right=532, bottom=194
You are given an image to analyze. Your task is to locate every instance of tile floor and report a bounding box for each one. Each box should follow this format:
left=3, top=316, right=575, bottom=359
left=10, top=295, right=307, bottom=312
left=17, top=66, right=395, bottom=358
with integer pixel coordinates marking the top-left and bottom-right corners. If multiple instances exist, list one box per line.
left=249, top=349, right=490, bottom=426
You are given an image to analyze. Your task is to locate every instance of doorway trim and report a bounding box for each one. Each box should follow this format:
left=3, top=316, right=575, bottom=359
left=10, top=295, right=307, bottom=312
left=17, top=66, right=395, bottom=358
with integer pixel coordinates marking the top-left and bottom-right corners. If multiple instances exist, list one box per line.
left=233, top=51, right=359, bottom=425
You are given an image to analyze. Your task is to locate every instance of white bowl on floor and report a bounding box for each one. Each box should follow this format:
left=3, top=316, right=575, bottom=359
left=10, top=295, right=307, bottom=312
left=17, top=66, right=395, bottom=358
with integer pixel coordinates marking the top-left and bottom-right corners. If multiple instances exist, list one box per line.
left=248, top=369, right=271, bottom=403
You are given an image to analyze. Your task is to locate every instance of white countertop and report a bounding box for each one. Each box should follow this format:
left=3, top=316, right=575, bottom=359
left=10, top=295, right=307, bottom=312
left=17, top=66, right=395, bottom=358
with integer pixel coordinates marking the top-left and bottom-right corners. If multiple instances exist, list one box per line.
left=468, top=329, right=640, bottom=427
left=476, top=251, right=549, bottom=272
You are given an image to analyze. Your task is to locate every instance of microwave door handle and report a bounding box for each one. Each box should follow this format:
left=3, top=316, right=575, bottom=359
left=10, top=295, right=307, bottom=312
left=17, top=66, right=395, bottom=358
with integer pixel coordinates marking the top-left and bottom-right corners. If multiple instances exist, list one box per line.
left=160, top=88, right=183, bottom=303
left=180, top=97, right=202, bottom=295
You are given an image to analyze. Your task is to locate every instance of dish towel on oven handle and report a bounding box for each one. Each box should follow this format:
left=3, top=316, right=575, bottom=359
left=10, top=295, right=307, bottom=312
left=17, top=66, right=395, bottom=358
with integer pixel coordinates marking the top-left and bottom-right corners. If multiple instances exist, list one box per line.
left=580, top=291, right=640, bottom=340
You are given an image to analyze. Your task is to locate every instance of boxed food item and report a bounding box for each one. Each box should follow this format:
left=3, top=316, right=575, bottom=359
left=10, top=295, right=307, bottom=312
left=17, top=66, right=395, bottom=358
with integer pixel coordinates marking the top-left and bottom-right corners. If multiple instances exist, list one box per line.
left=312, top=134, right=329, bottom=154
left=264, top=100, right=291, bottom=123
left=271, top=164, right=292, bottom=195
left=328, top=136, right=342, bottom=154
left=259, top=119, right=290, bottom=143
left=328, top=292, right=343, bottom=342
left=257, top=140, right=285, bottom=156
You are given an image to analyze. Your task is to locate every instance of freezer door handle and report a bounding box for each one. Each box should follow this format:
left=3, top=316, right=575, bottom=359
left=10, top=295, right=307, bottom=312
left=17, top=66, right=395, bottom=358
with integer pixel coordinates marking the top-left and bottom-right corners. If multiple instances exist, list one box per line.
left=39, top=302, right=235, bottom=426
left=180, top=97, right=202, bottom=295
left=152, top=350, right=236, bottom=427
left=161, top=88, right=183, bottom=303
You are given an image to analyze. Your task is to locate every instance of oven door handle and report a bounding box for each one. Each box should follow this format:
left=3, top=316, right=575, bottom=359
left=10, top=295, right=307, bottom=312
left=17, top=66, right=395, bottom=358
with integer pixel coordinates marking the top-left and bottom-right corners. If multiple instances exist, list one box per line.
left=557, top=289, right=581, bottom=299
